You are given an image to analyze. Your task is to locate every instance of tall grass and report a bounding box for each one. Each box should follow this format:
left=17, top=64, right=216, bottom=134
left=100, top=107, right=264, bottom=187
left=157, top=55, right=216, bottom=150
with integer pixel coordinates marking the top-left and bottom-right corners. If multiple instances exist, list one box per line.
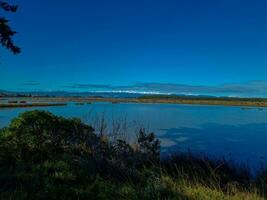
left=79, top=111, right=267, bottom=199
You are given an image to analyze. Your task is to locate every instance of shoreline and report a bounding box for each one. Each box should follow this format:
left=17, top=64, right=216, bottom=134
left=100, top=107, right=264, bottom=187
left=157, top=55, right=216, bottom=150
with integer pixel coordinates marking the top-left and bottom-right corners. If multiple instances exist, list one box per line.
left=0, top=102, right=67, bottom=108
left=1, top=96, right=267, bottom=108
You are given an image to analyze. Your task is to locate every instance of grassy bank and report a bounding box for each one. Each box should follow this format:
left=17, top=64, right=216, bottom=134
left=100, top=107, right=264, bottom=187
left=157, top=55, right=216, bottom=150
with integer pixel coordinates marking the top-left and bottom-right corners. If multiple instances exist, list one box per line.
left=137, top=95, right=267, bottom=107
left=0, top=110, right=266, bottom=199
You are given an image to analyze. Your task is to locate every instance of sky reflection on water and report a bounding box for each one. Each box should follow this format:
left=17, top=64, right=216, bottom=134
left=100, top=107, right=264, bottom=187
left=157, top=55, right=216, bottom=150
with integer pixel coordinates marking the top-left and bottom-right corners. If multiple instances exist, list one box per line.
left=1, top=103, right=267, bottom=167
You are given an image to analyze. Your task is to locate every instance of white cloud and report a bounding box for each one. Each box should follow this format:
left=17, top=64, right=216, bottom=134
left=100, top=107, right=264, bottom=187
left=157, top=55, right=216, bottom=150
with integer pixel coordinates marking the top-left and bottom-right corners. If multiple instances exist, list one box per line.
left=66, top=81, right=267, bottom=97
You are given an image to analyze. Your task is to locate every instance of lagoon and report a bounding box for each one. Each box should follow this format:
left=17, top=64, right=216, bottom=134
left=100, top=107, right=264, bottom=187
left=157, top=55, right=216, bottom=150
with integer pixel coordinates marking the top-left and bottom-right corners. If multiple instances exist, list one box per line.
left=1, top=102, right=267, bottom=167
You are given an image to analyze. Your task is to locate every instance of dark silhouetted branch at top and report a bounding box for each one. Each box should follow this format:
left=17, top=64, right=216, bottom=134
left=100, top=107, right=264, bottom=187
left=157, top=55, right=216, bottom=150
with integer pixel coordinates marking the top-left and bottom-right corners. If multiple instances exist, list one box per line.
left=0, top=1, right=21, bottom=54
left=0, top=1, right=17, bottom=12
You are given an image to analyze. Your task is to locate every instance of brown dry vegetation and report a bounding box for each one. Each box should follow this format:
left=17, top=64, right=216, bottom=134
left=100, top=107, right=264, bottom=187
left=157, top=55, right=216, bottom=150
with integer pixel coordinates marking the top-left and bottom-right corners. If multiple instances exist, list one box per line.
left=2, top=95, right=267, bottom=108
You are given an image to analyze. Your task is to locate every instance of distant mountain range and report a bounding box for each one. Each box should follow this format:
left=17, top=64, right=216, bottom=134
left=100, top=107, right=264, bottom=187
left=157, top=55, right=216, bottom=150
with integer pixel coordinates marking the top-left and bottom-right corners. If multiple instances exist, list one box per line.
left=0, top=90, right=148, bottom=98
left=0, top=90, right=11, bottom=97
left=0, top=89, right=232, bottom=99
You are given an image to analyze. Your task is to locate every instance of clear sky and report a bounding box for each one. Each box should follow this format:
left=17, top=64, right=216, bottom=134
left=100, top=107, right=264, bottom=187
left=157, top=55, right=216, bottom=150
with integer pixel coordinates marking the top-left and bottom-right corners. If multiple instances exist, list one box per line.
left=1, top=0, right=267, bottom=96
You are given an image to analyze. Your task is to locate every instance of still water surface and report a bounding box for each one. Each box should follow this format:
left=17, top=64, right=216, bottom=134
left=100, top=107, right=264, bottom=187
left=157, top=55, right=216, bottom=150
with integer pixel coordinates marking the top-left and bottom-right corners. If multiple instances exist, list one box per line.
left=1, top=102, right=267, bottom=167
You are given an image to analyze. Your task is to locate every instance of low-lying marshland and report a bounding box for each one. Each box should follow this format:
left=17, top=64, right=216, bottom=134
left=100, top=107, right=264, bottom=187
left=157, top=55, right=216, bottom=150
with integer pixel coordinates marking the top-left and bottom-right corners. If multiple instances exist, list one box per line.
left=2, top=95, right=267, bottom=108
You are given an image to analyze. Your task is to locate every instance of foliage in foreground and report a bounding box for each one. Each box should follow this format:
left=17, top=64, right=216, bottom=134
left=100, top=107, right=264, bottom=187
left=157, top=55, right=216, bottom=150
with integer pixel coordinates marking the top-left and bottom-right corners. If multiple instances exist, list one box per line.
left=0, top=110, right=266, bottom=200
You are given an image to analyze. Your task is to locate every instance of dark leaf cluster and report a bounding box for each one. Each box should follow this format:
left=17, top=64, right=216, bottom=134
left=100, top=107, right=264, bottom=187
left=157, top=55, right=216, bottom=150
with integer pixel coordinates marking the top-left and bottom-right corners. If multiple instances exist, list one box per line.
left=0, top=1, right=20, bottom=54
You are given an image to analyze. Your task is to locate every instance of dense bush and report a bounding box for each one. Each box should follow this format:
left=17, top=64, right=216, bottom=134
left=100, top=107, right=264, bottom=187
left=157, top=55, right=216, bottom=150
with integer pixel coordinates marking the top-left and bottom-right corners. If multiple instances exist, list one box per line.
left=0, top=110, right=161, bottom=199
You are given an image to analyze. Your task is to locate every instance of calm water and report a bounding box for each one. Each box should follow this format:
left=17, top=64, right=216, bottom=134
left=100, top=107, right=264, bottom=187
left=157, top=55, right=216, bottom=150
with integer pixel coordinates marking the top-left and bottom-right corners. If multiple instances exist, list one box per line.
left=1, top=102, right=267, bottom=167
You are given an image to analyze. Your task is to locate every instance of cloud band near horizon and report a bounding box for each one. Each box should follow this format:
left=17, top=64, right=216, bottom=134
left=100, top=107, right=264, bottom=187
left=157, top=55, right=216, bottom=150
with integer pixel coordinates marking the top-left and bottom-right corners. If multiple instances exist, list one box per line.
left=65, top=81, right=267, bottom=97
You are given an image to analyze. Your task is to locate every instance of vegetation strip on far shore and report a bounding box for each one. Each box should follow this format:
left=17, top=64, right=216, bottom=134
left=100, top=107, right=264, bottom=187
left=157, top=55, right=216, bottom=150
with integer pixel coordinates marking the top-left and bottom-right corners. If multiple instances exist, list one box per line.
left=2, top=94, right=267, bottom=108
left=137, top=95, right=267, bottom=107
left=0, top=102, right=67, bottom=108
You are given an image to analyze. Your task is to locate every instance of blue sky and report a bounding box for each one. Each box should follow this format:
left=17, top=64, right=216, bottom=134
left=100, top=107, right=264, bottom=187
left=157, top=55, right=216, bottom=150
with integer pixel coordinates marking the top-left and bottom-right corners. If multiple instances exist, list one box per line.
left=1, top=0, right=267, bottom=96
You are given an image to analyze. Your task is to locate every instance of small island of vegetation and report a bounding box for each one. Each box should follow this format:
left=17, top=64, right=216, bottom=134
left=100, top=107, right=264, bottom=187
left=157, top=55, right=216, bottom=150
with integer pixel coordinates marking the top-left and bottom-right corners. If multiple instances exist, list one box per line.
left=0, top=102, right=67, bottom=108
